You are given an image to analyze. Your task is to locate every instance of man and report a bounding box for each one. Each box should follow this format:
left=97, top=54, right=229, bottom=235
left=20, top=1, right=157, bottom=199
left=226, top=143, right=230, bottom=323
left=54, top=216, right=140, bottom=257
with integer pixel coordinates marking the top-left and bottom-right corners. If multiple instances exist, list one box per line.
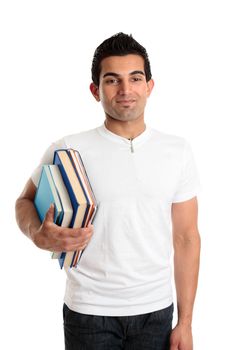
left=15, top=33, right=201, bottom=350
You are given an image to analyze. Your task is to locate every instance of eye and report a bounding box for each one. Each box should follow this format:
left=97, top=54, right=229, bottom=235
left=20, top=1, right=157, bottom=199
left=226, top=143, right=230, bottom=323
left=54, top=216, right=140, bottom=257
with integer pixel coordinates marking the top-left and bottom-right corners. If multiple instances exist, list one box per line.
left=131, top=76, right=143, bottom=82
left=105, top=78, right=119, bottom=85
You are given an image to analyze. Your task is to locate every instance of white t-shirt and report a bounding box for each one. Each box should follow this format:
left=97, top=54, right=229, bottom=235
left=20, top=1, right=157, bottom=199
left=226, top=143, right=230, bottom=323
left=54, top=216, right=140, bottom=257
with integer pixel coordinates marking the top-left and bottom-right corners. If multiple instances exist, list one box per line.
left=31, top=123, right=201, bottom=316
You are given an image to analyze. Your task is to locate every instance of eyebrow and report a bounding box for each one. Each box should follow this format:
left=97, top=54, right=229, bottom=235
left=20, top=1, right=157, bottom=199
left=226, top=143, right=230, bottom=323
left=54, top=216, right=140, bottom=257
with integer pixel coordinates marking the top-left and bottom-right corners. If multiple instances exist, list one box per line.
left=102, top=70, right=145, bottom=78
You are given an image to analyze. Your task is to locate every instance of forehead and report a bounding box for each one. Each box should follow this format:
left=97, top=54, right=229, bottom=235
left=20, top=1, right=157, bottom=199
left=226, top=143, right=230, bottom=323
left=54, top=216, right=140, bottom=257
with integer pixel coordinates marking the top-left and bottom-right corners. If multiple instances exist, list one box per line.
left=100, top=54, right=145, bottom=77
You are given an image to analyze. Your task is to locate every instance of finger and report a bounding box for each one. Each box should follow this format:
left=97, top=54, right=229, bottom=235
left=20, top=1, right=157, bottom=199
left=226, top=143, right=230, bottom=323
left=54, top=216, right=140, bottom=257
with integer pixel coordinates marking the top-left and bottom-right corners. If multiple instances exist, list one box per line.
left=57, top=232, right=90, bottom=245
left=44, top=203, right=55, bottom=223
left=87, top=221, right=94, bottom=228
left=60, top=231, right=93, bottom=249
left=61, top=226, right=94, bottom=238
left=57, top=240, right=88, bottom=252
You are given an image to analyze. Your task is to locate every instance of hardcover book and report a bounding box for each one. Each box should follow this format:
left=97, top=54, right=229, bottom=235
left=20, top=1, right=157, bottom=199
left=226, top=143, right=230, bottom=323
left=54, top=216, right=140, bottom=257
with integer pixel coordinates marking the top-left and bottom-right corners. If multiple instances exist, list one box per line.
left=53, top=149, right=98, bottom=268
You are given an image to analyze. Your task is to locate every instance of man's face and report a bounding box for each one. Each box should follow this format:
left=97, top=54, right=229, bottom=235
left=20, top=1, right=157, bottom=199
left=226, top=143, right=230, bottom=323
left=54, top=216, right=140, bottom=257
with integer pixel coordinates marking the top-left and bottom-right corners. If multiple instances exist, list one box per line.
left=91, top=54, right=154, bottom=123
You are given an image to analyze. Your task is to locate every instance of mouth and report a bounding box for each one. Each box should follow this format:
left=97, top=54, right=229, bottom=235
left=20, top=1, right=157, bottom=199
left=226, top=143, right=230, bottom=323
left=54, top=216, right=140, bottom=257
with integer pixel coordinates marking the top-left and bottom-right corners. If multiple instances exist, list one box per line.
left=116, top=99, right=136, bottom=105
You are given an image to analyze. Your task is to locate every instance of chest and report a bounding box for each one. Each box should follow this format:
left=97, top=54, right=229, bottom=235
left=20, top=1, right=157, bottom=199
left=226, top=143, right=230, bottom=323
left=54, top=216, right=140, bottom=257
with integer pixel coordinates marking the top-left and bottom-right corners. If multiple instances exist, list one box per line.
left=81, top=146, right=182, bottom=204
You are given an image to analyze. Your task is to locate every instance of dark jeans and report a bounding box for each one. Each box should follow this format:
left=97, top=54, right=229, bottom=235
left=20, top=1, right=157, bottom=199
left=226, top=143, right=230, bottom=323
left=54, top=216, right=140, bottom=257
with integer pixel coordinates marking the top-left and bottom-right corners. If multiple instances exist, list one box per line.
left=63, top=303, right=174, bottom=350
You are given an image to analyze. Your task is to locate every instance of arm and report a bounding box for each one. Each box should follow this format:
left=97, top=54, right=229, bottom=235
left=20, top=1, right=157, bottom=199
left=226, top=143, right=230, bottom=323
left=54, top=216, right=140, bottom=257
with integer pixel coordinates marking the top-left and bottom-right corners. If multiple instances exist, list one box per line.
left=15, top=178, right=94, bottom=252
left=170, top=196, right=201, bottom=350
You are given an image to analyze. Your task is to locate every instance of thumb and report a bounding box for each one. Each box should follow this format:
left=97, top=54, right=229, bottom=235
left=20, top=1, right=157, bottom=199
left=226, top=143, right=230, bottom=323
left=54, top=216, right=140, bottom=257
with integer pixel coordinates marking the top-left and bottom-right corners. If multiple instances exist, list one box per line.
left=45, top=203, right=55, bottom=223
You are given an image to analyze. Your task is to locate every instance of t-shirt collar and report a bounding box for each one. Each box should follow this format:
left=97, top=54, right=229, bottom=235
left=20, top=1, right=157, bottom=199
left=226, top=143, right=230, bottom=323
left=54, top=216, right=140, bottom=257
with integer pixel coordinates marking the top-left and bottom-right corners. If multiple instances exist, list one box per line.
left=97, top=121, right=152, bottom=146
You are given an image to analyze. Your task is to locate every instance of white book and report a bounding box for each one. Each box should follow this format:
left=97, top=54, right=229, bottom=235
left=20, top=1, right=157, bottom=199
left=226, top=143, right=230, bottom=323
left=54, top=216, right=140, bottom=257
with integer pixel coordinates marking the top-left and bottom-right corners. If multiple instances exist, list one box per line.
left=48, top=165, right=73, bottom=259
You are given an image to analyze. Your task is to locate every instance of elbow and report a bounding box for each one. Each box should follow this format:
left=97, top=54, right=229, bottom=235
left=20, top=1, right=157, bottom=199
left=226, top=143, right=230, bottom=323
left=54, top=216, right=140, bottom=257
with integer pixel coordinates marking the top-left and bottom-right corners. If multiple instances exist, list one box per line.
left=173, top=228, right=201, bottom=250
left=15, top=197, right=23, bottom=229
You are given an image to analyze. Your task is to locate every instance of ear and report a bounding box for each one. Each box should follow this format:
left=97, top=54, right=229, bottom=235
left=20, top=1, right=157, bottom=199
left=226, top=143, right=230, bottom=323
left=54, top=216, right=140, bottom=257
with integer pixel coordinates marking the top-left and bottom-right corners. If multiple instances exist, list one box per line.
left=146, top=79, right=154, bottom=97
left=90, top=83, right=100, bottom=102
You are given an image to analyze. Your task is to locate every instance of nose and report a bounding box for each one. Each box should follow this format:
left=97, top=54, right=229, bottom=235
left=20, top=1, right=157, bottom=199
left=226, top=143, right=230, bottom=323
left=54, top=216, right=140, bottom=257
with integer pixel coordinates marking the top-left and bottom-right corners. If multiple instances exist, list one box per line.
left=118, top=80, right=131, bottom=95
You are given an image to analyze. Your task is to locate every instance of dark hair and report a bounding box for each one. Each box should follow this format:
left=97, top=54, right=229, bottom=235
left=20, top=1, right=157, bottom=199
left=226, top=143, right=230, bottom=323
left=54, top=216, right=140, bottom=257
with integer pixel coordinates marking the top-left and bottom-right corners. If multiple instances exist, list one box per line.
left=91, top=32, right=152, bottom=86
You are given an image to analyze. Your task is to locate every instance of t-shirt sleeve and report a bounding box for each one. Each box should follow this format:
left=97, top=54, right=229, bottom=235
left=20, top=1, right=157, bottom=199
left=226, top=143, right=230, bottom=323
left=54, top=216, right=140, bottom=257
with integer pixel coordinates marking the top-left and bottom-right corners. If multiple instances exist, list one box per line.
left=31, top=138, right=67, bottom=187
left=172, top=140, right=201, bottom=203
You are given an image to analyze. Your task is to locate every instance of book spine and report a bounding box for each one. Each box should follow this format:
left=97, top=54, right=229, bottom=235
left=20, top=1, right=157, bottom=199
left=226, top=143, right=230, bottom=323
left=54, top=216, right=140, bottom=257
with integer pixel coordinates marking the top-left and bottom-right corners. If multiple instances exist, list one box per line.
left=53, top=153, right=78, bottom=268
left=53, top=153, right=79, bottom=227
left=67, top=150, right=90, bottom=228
left=52, top=149, right=98, bottom=269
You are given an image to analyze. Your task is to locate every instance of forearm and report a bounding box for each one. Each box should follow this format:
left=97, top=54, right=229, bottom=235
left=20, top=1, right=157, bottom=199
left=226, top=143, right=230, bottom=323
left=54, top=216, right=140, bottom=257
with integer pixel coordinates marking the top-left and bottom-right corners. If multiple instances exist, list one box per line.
left=15, top=198, right=41, bottom=241
left=173, top=230, right=201, bottom=326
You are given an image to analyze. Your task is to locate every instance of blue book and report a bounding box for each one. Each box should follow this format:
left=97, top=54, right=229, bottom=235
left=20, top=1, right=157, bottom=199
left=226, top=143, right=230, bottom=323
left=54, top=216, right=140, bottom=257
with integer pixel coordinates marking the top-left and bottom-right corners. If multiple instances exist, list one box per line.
left=34, top=165, right=63, bottom=224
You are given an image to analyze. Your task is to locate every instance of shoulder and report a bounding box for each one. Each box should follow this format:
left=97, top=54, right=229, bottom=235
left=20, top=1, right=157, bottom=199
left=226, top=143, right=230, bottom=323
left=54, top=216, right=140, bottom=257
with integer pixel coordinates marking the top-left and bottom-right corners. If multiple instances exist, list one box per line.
left=62, top=126, right=100, bottom=150
left=31, top=126, right=99, bottom=187
left=42, top=126, right=99, bottom=154
left=37, top=125, right=100, bottom=161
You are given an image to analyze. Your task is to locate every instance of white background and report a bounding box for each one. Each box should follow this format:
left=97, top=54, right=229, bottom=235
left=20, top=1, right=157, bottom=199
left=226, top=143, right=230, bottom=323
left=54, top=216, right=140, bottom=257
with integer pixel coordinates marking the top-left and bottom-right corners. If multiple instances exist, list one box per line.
left=1, top=0, right=233, bottom=349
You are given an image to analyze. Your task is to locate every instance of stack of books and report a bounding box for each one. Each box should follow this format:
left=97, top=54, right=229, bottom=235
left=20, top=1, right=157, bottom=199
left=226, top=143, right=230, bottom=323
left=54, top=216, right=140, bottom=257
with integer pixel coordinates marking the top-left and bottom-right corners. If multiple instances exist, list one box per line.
left=34, top=149, right=98, bottom=269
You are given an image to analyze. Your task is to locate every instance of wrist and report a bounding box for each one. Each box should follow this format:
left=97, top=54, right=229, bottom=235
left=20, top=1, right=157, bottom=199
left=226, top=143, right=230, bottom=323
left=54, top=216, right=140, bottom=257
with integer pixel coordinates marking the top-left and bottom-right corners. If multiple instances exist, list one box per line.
left=177, top=318, right=193, bottom=328
left=177, top=304, right=193, bottom=328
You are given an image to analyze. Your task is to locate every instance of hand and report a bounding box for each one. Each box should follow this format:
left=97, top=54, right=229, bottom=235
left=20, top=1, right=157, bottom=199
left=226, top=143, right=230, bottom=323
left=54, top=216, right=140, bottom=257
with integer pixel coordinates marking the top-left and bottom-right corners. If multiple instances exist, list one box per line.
left=170, top=324, right=193, bottom=350
left=31, top=205, right=94, bottom=252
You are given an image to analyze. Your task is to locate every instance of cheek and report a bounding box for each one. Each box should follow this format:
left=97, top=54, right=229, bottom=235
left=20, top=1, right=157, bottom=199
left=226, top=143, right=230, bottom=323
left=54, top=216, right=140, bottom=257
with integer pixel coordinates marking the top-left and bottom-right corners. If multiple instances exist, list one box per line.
left=99, top=87, right=110, bottom=101
left=100, top=95, right=113, bottom=112
left=137, top=90, right=148, bottom=103
left=101, top=95, right=111, bottom=107
left=100, top=89, right=115, bottom=106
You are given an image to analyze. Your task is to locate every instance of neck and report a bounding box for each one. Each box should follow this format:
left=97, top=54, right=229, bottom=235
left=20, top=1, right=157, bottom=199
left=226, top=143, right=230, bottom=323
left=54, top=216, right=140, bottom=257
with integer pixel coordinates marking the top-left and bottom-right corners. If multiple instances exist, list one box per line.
left=104, top=116, right=146, bottom=139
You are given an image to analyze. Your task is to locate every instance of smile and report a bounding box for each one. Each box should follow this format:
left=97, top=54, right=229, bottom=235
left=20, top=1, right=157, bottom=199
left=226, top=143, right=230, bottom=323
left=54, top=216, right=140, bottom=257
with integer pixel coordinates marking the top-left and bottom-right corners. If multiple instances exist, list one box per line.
left=116, top=100, right=136, bottom=104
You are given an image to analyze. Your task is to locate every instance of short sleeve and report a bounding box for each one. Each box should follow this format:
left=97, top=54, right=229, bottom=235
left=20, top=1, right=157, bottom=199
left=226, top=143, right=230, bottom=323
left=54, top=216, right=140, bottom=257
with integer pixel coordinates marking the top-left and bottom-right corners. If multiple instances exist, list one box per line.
left=31, top=138, right=67, bottom=187
left=172, top=140, right=201, bottom=203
